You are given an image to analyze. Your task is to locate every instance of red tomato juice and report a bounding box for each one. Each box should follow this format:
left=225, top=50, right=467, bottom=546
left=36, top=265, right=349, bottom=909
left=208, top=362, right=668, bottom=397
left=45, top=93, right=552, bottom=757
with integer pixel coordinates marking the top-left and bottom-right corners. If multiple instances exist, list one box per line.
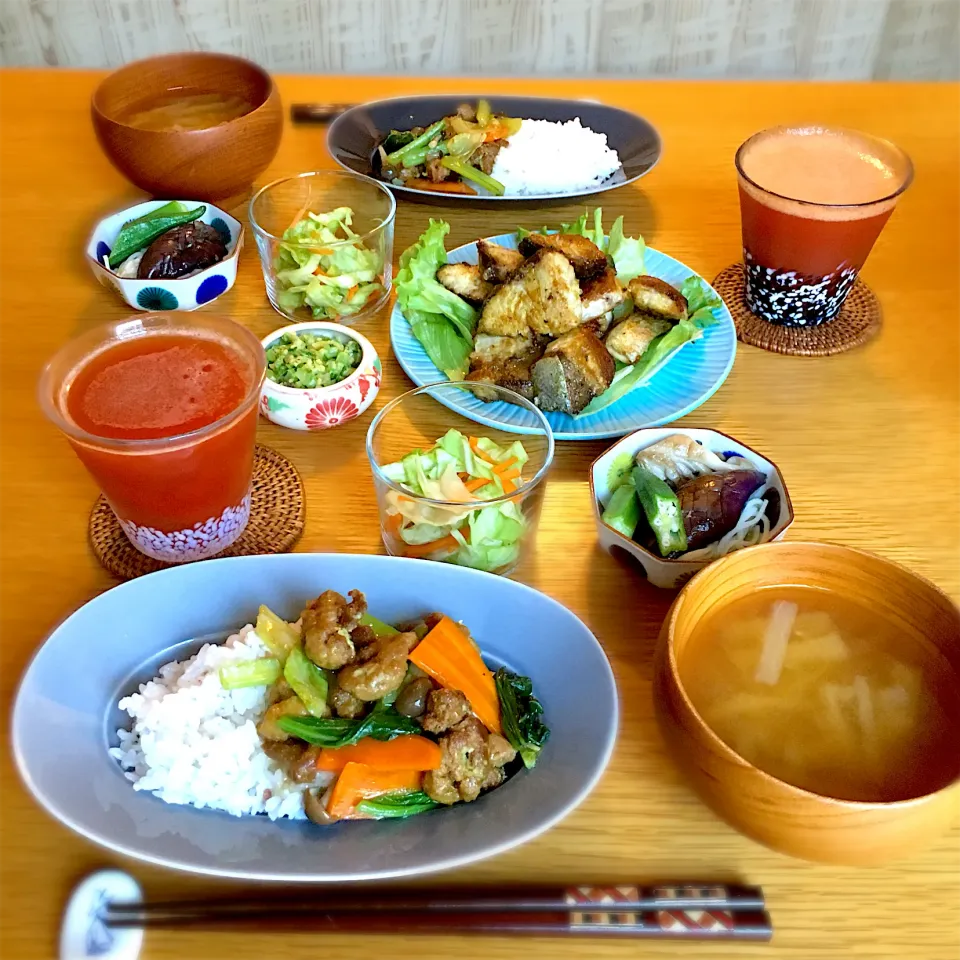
left=63, top=333, right=259, bottom=556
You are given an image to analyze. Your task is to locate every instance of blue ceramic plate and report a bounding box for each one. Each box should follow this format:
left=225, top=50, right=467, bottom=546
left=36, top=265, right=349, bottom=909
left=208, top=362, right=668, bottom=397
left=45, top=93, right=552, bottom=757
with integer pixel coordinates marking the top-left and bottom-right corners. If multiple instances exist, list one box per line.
left=12, top=554, right=617, bottom=882
left=390, top=233, right=737, bottom=441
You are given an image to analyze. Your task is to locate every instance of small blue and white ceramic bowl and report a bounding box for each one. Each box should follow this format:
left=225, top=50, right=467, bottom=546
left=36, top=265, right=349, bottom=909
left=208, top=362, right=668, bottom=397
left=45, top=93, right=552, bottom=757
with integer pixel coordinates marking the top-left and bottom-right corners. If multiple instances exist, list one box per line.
left=86, top=200, right=243, bottom=312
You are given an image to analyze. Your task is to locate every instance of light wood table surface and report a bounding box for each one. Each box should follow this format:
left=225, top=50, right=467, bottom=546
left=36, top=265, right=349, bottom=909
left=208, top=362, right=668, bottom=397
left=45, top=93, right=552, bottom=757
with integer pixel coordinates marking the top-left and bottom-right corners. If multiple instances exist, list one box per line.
left=1, top=71, right=958, bottom=960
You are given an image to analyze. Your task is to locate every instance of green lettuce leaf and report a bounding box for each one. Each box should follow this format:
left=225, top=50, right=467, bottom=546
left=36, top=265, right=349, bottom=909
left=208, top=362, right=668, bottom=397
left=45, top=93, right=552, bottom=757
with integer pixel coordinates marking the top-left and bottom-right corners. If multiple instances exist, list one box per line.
left=579, top=276, right=722, bottom=417
left=396, top=220, right=478, bottom=380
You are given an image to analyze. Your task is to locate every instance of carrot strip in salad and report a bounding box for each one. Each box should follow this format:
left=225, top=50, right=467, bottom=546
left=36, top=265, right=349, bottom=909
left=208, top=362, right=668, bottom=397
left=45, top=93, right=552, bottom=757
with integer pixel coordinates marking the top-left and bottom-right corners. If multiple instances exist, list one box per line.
left=468, top=436, right=496, bottom=464
left=317, top=735, right=442, bottom=773
left=384, top=512, right=403, bottom=535
left=347, top=284, right=359, bottom=299
left=493, top=456, right=518, bottom=475
left=409, top=617, right=502, bottom=735
left=498, top=469, right=521, bottom=482
left=327, top=763, right=423, bottom=819
left=403, top=533, right=459, bottom=558
left=463, top=477, right=490, bottom=493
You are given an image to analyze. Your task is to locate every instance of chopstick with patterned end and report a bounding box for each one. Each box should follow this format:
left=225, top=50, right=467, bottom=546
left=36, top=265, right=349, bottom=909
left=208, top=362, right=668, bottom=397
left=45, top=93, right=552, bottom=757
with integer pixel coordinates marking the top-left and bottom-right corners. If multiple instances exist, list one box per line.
left=104, top=883, right=772, bottom=940
left=290, top=103, right=355, bottom=123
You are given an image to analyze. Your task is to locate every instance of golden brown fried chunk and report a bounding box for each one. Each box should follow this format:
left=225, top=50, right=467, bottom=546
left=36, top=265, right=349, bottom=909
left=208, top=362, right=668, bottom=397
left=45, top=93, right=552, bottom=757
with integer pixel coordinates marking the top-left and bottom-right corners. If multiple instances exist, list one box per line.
left=436, top=263, right=495, bottom=304
left=420, top=688, right=471, bottom=734
left=477, top=239, right=525, bottom=283
left=532, top=323, right=615, bottom=415
left=626, top=275, right=688, bottom=322
left=605, top=314, right=672, bottom=364
left=479, top=251, right=581, bottom=339
left=302, top=589, right=366, bottom=670
left=580, top=267, right=625, bottom=333
left=257, top=696, right=311, bottom=741
left=423, top=716, right=518, bottom=804
left=518, top=233, right=608, bottom=281
left=337, top=631, right=420, bottom=702
left=329, top=680, right=367, bottom=719
left=466, top=333, right=546, bottom=401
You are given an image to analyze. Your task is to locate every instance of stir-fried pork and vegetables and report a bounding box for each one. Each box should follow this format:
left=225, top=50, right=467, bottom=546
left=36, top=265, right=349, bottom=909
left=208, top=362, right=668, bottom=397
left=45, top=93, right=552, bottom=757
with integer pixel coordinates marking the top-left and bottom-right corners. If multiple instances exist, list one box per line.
left=377, top=100, right=521, bottom=197
left=226, top=590, right=549, bottom=823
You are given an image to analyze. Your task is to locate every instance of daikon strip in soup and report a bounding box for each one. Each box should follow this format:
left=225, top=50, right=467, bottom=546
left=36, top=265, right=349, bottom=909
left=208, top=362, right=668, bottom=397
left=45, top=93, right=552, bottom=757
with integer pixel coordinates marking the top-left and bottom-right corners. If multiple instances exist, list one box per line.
left=680, top=587, right=960, bottom=802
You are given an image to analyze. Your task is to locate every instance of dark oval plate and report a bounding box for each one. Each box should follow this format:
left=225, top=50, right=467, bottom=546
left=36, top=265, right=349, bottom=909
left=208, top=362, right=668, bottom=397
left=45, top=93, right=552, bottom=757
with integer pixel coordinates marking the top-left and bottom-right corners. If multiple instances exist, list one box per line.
left=326, top=94, right=661, bottom=205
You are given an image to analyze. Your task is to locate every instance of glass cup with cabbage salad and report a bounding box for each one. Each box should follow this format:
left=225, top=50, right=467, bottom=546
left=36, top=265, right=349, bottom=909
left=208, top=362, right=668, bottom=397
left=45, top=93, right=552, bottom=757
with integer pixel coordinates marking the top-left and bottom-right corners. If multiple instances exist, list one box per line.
left=366, top=383, right=554, bottom=575
left=249, top=171, right=396, bottom=325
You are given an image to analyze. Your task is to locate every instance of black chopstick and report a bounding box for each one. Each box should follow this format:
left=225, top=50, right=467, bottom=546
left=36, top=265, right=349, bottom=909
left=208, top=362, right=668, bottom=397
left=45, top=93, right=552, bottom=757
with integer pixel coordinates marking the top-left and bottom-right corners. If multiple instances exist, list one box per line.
left=106, top=881, right=764, bottom=917
left=107, top=908, right=772, bottom=940
left=290, top=103, right=355, bottom=124
left=104, top=883, right=771, bottom=941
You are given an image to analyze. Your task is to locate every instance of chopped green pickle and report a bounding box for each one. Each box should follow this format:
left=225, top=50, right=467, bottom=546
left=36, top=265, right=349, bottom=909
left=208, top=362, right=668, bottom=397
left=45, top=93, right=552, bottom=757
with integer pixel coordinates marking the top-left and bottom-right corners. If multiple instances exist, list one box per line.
left=265, top=331, right=362, bottom=389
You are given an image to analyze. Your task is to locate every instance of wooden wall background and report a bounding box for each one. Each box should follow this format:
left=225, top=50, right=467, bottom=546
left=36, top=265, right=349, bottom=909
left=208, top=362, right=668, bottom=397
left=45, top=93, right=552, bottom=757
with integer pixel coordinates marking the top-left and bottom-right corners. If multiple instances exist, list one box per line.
left=1, top=0, right=958, bottom=79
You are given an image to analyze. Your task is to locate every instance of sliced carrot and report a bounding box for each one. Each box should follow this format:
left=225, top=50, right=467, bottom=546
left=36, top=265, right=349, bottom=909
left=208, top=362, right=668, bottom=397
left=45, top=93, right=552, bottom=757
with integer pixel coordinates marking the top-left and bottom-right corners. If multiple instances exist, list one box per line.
left=404, top=533, right=460, bottom=558
left=313, top=247, right=334, bottom=255
left=482, top=123, right=509, bottom=142
left=317, top=735, right=442, bottom=773
left=384, top=512, right=403, bottom=536
left=405, top=178, right=477, bottom=195
left=463, top=477, right=490, bottom=493
left=493, top=456, right=517, bottom=475
left=347, top=284, right=359, bottom=299
left=327, top=764, right=423, bottom=819
left=468, top=436, right=496, bottom=464
left=409, top=616, right=501, bottom=735
left=497, top=469, right=521, bottom=482
left=500, top=476, right=518, bottom=495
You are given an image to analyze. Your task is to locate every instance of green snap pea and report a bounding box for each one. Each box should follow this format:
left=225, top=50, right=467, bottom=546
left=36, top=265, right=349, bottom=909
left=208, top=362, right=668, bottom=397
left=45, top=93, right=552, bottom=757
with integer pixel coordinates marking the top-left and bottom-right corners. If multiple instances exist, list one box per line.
left=108, top=204, right=206, bottom=269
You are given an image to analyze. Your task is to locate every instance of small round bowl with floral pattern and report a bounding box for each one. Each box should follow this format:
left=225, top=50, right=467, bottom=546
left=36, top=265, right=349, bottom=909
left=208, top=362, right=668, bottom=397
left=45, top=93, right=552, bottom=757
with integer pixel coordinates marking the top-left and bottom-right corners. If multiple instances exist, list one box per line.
left=86, top=199, right=243, bottom=312
left=259, top=321, right=382, bottom=430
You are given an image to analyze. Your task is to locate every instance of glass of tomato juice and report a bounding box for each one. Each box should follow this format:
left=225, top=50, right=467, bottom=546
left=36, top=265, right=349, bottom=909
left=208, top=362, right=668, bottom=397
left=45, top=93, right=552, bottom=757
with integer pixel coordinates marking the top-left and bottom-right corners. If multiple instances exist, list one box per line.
left=735, top=125, right=913, bottom=326
left=39, top=313, right=266, bottom=563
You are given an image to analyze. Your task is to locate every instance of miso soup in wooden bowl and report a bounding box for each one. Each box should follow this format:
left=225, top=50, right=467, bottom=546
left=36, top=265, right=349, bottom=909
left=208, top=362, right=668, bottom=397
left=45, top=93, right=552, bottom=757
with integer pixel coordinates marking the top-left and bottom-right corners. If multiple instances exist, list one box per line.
left=653, top=541, right=960, bottom=866
left=92, top=52, right=283, bottom=201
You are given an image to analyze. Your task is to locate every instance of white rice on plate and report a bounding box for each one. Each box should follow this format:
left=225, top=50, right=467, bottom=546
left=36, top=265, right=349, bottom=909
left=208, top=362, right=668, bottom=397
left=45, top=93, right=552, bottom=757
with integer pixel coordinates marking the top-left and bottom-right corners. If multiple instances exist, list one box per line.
left=492, top=118, right=622, bottom=196
left=109, top=624, right=328, bottom=821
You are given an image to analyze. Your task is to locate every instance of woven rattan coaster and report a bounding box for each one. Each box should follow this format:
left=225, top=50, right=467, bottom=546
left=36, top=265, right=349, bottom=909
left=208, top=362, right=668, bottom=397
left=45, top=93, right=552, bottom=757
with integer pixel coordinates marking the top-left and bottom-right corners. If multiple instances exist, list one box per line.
left=90, top=444, right=305, bottom=580
left=712, top=262, right=882, bottom=356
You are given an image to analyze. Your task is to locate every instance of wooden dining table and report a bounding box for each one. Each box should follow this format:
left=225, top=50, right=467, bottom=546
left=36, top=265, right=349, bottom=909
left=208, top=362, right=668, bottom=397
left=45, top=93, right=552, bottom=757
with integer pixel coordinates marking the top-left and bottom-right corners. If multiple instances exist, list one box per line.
left=1, top=69, right=957, bottom=960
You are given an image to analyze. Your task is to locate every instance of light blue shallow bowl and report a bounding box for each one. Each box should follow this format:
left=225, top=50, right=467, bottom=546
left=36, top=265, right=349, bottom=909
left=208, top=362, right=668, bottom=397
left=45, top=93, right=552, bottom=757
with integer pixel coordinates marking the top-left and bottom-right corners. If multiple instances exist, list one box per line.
left=12, top=554, right=617, bottom=882
left=390, top=233, right=737, bottom=441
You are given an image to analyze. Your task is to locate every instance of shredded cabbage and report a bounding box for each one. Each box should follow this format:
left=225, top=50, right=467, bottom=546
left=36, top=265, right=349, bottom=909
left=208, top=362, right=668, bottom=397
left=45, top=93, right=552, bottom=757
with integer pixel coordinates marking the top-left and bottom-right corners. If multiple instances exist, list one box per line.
left=379, top=428, right=529, bottom=574
left=273, top=206, right=384, bottom=320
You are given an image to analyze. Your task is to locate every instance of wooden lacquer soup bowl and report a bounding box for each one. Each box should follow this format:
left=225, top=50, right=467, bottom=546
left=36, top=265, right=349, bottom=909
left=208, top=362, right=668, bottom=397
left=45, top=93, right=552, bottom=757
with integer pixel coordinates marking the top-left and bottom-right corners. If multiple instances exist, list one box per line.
left=91, top=52, right=283, bottom=201
left=653, top=541, right=960, bottom=866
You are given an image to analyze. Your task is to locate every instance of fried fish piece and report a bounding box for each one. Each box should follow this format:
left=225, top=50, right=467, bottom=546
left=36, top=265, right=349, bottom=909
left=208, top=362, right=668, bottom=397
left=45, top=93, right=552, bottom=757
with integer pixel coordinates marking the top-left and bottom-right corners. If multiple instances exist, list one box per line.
left=477, top=239, right=525, bottom=283
left=436, top=263, right=495, bottom=304
left=478, top=250, right=581, bottom=339
left=605, top=314, right=672, bottom=364
left=580, top=267, right=625, bottom=334
left=626, top=275, right=688, bottom=322
left=517, top=233, right=608, bottom=281
left=466, top=334, right=545, bottom=401
left=532, top=323, right=615, bottom=415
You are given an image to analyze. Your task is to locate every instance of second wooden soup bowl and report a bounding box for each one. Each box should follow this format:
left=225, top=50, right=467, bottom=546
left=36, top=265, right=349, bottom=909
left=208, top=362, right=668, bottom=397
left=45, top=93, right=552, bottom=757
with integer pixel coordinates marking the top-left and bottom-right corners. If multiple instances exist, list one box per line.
left=91, top=52, right=283, bottom=201
left=653, top=541, right=960, bottom=866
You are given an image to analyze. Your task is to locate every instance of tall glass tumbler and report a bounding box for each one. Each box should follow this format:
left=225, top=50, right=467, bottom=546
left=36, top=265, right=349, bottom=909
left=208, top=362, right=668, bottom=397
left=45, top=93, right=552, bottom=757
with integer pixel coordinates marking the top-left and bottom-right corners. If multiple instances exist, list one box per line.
left=38, top=313, right=265, bottom=563
left=736, top=126, right=913, bottom=326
